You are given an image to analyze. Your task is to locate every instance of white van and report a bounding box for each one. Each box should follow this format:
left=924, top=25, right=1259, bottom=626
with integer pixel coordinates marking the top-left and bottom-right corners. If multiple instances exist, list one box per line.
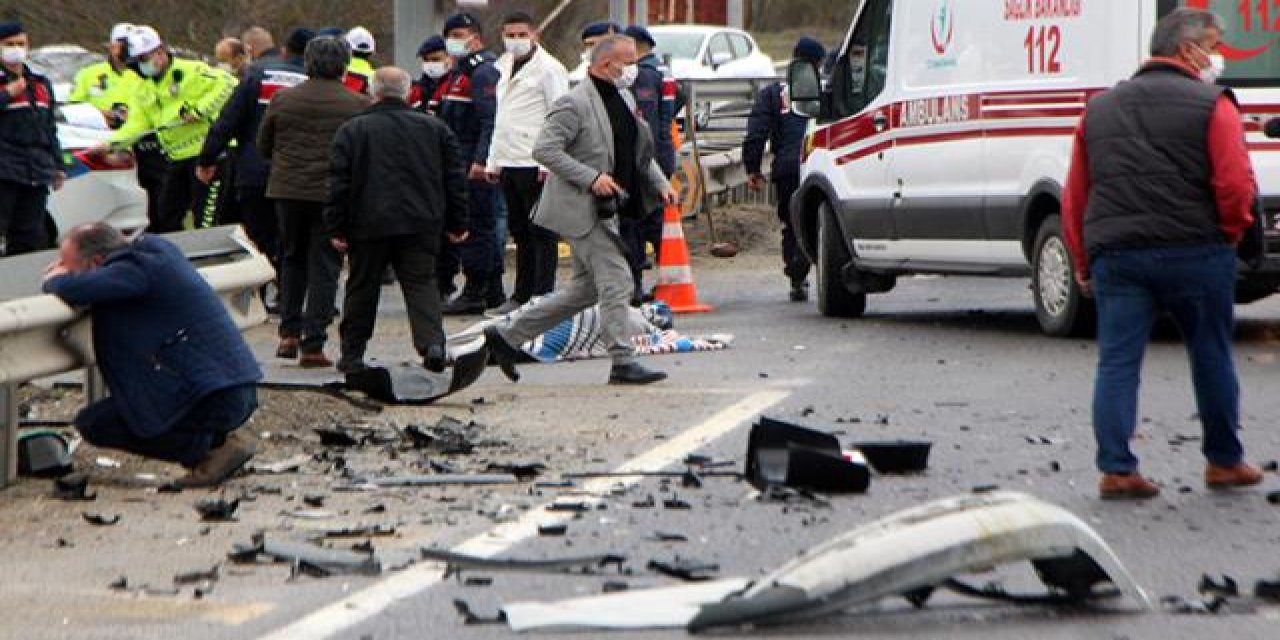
left=788, top=0, right=1280, bottom=336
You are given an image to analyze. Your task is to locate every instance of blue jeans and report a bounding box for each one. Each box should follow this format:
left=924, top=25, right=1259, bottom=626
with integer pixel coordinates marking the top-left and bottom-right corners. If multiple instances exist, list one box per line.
left=1091, top=245, right=1242, bottom=473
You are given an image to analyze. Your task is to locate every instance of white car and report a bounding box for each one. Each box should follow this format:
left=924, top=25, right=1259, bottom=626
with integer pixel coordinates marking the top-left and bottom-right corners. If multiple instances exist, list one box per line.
left=648, top=25, right=775, bottom=80
left=49, top=104, right=149, bottom=241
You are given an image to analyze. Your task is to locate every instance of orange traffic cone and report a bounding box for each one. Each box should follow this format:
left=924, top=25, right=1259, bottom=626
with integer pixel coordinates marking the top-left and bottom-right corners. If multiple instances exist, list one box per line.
left=653, top=202, right=713, bottom=313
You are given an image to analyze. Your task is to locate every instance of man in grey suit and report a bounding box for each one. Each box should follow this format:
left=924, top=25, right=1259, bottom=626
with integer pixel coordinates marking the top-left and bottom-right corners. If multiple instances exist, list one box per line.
left=484, top=34, right=676, bottom=385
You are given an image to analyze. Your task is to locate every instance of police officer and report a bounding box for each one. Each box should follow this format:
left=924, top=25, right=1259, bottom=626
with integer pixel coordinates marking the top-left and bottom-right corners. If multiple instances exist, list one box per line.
left=744, top=37, right=825, bottom=302
left=0, top=21, right=65, bottom=256
left=569, top=21, right=621, bottom=83
left=197, top=28, right=313, bottom=277
left=409, top=35, right=450, bottom=114
left=344, top=26, right=376, bottom=95
left=69, top=23, right=141, bottom=130
left=621, top=25, right=678, bottom=303
left=100, top=26, right=236, bottom=233
left=438, top=12, right=501, bottom=315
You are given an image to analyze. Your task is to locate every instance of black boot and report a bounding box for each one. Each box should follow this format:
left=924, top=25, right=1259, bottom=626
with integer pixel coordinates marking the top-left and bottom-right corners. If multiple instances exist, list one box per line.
left=608, top=361, right=667, bottom=385
left=423, top=344, right=446, bottom=373
left=442, top=278, right=489, bottom=315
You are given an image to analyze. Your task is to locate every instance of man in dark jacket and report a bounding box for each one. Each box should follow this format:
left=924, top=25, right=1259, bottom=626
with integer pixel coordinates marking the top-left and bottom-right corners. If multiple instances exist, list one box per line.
left=0, top=21, right=66, bottom=256
left=409, top=35, right=450, bottom=114
left=42, top=223, right=262, bottom=487
left=621, top=25, right=677, bottom=303
left=1062, top=8, right=1263, bottom=500
left=258, top=36, right=371, bottom=368
left=326, top=67, right=470, bottom=373
left=744, top=36, right=824, bottom=302
left=438, top=12, right=502, bottom=314
left=198, top=28, right=313, bottom=278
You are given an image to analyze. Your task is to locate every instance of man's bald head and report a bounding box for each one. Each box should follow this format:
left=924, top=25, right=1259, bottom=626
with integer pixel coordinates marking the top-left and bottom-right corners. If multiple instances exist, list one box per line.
left=241, top=26, right=274, bottom=59
left=371, top=66, right=412, bottom=101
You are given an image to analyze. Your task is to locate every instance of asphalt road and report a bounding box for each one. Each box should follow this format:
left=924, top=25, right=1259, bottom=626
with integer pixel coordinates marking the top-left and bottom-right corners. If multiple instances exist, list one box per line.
left=7, top=250, right=1280, bottom=639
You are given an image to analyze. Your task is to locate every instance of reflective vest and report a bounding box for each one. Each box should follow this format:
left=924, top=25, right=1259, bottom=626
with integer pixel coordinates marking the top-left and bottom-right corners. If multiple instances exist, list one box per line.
left=68, top=61, right=143, bottom=120
left=344, top=56, right=374, bottom=95
left=110, top=58, right=237, bottom=161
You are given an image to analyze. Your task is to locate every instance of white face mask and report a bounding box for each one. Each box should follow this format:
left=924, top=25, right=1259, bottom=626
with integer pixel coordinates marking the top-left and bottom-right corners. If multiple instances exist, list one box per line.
left=422, top=60, right=449, bottom=79
left=1192, top=43, right=1226, bottom=84
left=445, top=37, right=470, bottom=58
left=504, top=37, right=533, bottom=58
left=614, top=63, right=639, bottom=89
left=138, top=60, right=160, bottom=78
left=0, top=46, right=27, bottom=66
left=580, top=51, right=591, bottom=65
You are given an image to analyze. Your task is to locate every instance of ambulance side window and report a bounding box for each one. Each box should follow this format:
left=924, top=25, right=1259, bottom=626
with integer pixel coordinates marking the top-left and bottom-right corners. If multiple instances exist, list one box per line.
left=832, top=0, right=892, bottom=118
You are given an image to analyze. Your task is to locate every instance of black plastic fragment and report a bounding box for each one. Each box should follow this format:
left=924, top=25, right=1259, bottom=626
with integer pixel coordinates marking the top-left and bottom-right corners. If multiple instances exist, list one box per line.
left=463, top=576, right=494, bottom=587
left=82, top=512, right=120, bottom=526
left=538, top=523, right=568, bottom=536
left=54, top=473, right=96, bottom=501
left=663, top=496, right=692, bottom=510
left=745, top=416, right=870, bottom=493
left=314, top=428, right=361, bottom=447
left=303, top=494, right=326, bottom=507
left=195, top=498, right=240, bottom=522
left=647, top=557, right=719, bottom=582
left=602, top=580, right=630, bottom=593
left=422, top=548, right=626, bottom=576
left=452, top=599, right=507, bottom=625
left=1198, top=574, right=1239, bottom=597
left=1255, top=579, right=1280, bottom=601
left=174, top=564, right=221, bottom=586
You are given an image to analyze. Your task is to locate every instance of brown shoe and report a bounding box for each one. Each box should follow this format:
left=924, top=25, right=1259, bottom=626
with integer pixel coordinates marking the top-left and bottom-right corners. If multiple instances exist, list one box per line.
left=276, top=337, right=299, bottom=359
left=1206, top=463, right=1264, bottom=489
left=299, top=350, right=333, bottom=368
left=1099, top=473, right=1160, bottom=500
left=176, top=432, right=256, bottom=488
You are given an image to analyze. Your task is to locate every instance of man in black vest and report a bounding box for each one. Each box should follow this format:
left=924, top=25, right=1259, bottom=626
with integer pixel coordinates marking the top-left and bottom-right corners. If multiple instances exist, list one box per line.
left=1063, top=8, right=1262, bottom=500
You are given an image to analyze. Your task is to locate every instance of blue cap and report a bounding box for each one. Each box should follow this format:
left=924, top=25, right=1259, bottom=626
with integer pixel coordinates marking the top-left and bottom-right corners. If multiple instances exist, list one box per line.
left=417, top=35, right=445, bottom=56
left=443, top=12, right=480, bottom=35
left=623, top=25, right=655, bottom=48
left=0, top=21, right=24, bottom=40
left=285, top=28, right=315, bottom=54
left=581, top=21, right=620, bottom=40
left=793, top=36, right=826, bottom=63
left=316, top=26, right=344, bottom=37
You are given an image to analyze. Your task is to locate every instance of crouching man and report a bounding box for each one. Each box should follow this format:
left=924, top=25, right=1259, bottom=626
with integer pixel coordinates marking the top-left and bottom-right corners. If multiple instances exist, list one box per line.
left=42, top=223, right=262, bottom=487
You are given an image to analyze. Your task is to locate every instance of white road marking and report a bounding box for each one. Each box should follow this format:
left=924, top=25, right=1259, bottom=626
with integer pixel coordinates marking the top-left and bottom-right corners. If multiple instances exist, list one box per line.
left=256, top=389, right=791, bottom=640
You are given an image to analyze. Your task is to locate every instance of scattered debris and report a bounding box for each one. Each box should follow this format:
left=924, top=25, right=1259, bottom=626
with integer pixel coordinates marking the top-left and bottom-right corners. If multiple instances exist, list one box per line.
left=343, top=351, right=487, bottom=403
left=314, top=428, right=361, bottom=447
left=195, top=498, right=240, bottom=522
left=157, top=483, right=184, bottom=493
left=547, top=500, right=594, bottom=513
left=315, top=525, right=397, bottom=539
left=755, top=485, right=831, bottom=507
left=1263, top=460, right=1278, bottom=473
left=228, top=533, right=381, bottom=576
left=648, top=532, right=689, bottom=542
left=282, top=509, right=337, bottom=520
left=453, top=599, right=507, bottom=625
left=602, top=581, right=630, bottom=593
left=173, top=564, right=220, bottom=586
left=1267, top=491, right=1280, bottom=505
left=502, top=579, right=752, bottom=631
left=18, top=431, right=74, bottom=477
left=1255, top=579, right=1280, bottom=601
left=420, top=548, right=626, bottom=577
left=663, top=496, right=692, bottom=510
left=53, top=473, right=96, bottom=501
left=249, top=454, right=310, bottom=475
left=348, top=473, right=519, bottom=488
left=852, top=440, right=932, bottom=474
left=1162, top=594, right=1229, bottom=615
left=538, top=523, right=568, bottom=536
left=95, top=456, right=122, bottom=469
left=745, top=416, right=870, bottom=493
left=464, top=576, right=494, bottom=587
left=303, top=494, right=326, bottom=507
left=485, top=462, right=546, bottom=481
left=82, top=512, right=120, bottom=526
left=971, top=484, right=1001, bottom=493
left=648, top=557, right=719, bottom=582
left=632, top=495, right=656, bottom=509
left=363, top=503, right=387, bottom=514
left=108, top=576, right=128, bottom=591
left=1198, top=574, right=1239, bottom=597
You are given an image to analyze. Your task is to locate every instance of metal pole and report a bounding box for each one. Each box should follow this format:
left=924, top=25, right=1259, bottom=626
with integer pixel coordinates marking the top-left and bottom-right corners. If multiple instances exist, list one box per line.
left=609, top=0, right=630, bottom=24
left=727, top=0, right=744, bottom=29
left=682, top=81, right=718, bottom=243
left=394, top=0, right=444, bottom=70
left=634, top=0, right=649, bottom=24
left=0, top=383, right=17, bottom=488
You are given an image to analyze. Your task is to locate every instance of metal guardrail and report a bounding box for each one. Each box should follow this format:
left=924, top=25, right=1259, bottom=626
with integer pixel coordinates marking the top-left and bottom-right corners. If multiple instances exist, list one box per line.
left=0, top=225, right=274, bottom=488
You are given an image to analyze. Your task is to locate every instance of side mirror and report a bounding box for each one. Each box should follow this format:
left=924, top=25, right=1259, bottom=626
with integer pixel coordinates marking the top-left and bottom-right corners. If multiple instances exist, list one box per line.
left=709, top=51, right=733, bottom=68
left=1265, top=117, right=1280, bottom=139
left=788, top=58, right=823, bottom=118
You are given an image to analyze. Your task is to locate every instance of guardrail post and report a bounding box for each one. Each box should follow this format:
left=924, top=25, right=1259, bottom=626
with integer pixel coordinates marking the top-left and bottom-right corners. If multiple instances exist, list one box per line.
left=1, top=383, right=17, bottom=488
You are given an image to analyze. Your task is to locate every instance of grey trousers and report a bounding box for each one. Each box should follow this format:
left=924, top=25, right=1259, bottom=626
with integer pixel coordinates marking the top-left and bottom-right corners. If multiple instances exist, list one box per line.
left=496, top=217, right=636, bottom=365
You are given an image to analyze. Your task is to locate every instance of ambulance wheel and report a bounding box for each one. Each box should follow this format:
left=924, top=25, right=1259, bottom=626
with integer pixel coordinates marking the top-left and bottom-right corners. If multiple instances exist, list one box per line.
left=1032, top=215, right=1094, bottom=337
left=817, top=200, right=867, bottom=318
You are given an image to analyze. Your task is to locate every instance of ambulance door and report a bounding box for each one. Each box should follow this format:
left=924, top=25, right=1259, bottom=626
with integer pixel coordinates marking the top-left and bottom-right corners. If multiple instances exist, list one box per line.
left=885, top=0, right=989, bottom=269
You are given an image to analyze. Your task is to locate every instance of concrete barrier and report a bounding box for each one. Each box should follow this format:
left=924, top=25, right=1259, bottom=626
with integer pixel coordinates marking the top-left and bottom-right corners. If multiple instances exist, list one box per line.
left=0, top=226, right=273, bottom=488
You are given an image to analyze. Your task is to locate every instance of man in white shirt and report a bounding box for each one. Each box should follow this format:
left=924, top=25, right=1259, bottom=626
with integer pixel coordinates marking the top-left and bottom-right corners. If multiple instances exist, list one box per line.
left=485, top=11, right=570, bottom=314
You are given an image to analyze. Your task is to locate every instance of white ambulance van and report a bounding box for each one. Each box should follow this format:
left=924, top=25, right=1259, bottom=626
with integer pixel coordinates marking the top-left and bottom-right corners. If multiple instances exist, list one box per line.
left=787, top=0, right=1280, bottom=336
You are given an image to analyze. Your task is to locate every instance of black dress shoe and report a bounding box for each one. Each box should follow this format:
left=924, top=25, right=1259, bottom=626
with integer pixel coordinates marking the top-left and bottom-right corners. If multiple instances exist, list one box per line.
left=608, top=361, right=667, bottom=385
left=483, top=326, right=522, bottom=382
left=423, top=344, right=446, bottom=373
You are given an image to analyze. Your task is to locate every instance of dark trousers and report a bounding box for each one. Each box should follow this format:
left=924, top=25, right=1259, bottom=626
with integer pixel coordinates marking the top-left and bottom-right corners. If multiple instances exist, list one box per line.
left=276, top=199, right=341, bottom=351
left=620, top=206, right=665, bottom=298
left=75, top=384, right=258, bottom=468
left=230, top=187, right=280, bottom=267
left=0, top=179, right=49, bottom=256
left=134, top=136, right=167, bottom=225
left=775, top=174, right=810, bottom=283
left=192, top=156, right=233, bottom=229
left=341, top=233, right=443, bottom=360
left=441, top=178, right=495, bottom=296
left=154, top=158, right=211, bottom=233
left=501, top=168, right=558, bottom=302
left=1091, top=245, right=1243, bottom=474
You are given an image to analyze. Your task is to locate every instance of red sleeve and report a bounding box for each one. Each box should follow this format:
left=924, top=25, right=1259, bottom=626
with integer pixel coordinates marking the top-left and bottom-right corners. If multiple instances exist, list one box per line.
left=1207, top=95, right=1256, bottom=244
left=1061, top=119, right=1091, bottom=280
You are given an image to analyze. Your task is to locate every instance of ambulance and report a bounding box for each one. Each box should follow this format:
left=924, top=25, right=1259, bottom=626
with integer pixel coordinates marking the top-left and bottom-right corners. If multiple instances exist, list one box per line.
left=787, top=0, right=1280, bottom=336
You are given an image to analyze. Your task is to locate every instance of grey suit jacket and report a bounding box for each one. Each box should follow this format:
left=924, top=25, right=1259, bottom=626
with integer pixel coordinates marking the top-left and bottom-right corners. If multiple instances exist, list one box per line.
left=531, top=77, right=670, bottom=239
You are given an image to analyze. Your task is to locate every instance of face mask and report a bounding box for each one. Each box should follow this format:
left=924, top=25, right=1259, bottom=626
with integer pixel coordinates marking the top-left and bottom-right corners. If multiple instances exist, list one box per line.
left=445, top=37, right=470, bottom=58
left=138, top=60, right=160, bottom=78
left=0, top=46, right=27, bottom=66
left=422, top=60, right=449, bottom=79
left=614, top=63, right=638, bottom=89
left=1191, top=43, right=1225, bottom=84
left=504, top=37, right=533, bottom=58
left=580, top=51, right=591, bottom=65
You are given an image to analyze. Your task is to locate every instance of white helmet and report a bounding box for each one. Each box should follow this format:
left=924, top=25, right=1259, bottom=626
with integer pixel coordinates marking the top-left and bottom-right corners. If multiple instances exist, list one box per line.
left=109, top=23, right=135, bottom=43
left=127, top=25, right=163, bottom=58
left=345, top=26, right=375, bottom=54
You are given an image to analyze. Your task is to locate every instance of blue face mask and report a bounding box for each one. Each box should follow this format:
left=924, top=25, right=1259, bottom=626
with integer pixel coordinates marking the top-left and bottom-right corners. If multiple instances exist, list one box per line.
left=139, top=60, right=159, bottom=78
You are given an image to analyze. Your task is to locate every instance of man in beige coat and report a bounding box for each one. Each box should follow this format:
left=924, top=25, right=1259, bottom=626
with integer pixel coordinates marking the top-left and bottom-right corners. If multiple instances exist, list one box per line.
left=484, top=35, right=676, bottom=385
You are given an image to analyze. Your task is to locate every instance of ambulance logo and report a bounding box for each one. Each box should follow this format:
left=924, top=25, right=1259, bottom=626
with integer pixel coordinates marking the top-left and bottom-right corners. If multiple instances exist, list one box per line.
left=931, top=0, right=955, bottom=56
